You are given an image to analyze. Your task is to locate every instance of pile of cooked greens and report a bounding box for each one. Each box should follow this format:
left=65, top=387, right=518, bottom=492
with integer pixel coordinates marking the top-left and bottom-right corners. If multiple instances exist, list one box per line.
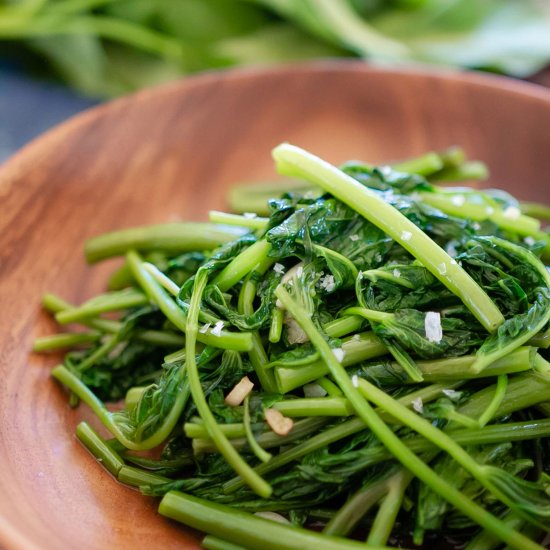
left=36, top=144, right=550, bottom=549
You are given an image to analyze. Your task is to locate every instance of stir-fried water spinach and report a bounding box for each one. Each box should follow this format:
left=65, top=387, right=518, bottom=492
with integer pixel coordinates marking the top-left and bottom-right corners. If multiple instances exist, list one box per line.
left=36, top=143, right=550, bottom=550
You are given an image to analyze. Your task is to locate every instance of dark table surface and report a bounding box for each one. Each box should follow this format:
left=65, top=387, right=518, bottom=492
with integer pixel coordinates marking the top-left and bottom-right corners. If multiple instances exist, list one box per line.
left=1, top=65, right=549, bottom=164
left=0, top=68, right=97, bottom=163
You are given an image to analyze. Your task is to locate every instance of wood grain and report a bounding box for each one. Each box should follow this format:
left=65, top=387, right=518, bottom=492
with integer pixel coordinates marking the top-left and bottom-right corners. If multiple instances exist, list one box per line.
left=1, top=61, right=550, bottom=550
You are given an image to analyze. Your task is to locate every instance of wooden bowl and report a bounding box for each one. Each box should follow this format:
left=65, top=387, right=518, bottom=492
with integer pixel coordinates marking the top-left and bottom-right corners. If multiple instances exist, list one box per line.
left=1, top=62, right=550, bottom=550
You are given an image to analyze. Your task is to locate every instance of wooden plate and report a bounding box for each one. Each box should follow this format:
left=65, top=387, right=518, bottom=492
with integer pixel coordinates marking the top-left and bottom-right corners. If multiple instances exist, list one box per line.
left=1, top=62, right=550, bottom=550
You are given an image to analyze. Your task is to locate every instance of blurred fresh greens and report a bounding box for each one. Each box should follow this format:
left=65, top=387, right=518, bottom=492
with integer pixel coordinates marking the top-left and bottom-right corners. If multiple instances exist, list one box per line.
left=1, top=0, right=550, bottom=98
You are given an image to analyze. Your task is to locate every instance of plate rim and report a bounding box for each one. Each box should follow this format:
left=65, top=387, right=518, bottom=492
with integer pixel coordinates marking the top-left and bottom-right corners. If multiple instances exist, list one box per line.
left=3, top=59, right=550, bottom=187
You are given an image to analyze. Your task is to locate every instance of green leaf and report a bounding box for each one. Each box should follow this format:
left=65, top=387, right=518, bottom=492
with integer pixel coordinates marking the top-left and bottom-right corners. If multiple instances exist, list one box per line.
left=28, top=33, right=107, bottom=96
left=371, top=0, right=550, bottom=76
left=214, top=23, right=346, bottom=64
